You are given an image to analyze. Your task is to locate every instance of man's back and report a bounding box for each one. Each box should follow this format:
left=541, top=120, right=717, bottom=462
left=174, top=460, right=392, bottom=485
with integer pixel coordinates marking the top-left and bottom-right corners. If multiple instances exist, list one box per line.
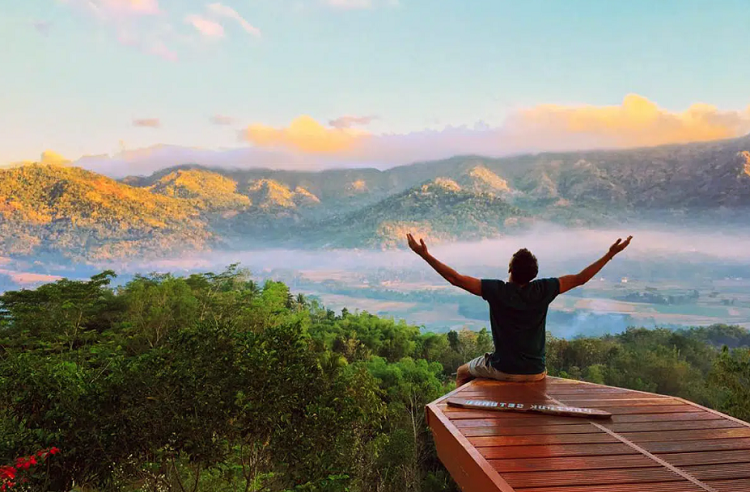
left=480, top=278, right=560, bottom=375
left=406, top=232, right=632, bottom=385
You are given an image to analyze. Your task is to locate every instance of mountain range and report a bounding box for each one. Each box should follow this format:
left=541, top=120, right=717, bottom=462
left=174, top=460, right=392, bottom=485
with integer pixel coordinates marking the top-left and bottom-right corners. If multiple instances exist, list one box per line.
left=1, top=135, right=749, bottom=261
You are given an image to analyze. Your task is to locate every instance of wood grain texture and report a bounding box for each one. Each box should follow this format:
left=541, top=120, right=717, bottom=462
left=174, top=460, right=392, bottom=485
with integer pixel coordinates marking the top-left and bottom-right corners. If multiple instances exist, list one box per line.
left=427, top=376, right=750, bottom=492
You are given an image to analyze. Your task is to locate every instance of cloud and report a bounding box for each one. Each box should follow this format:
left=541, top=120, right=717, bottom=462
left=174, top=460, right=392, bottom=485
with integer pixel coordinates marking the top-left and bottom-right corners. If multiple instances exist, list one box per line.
left=242, top=115, right=368, bottom=153
left=133, top=118, right=161, bottom=128
left=325, top=0, right=372, bottom=9
left=207, top=3, right=261, bottom=38
left=62, top=0, right=160, bottom=18
left=62, top=0, right=178, bottom=61
left=323, top=0, right=399, bottom=9
left=211, top=115, right=235, bottom=125
left=74, top=95, right=750, bottom=177
left=116, top=30, right=179, bottom=61
left=185, top=14, right=225, bottom=38
left=33, top=20, right=52, bottom=36
left=329, top=115, right=378, bottom=129
left=39, top=150, right=71, bottom=165
left=0, top=269, right=62, bottom=285
left=512, top=94, right=750, bottom=148
left=148, top=40, right=178, bottom=61
left=236, top=95, right=750, bottom=166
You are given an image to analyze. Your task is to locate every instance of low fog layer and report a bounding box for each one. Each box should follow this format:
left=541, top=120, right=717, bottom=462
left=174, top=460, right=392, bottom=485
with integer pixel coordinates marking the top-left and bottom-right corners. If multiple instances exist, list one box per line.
left=108, top=225, right=750, bottom=276
left=4, top=226, right=749, bottom=338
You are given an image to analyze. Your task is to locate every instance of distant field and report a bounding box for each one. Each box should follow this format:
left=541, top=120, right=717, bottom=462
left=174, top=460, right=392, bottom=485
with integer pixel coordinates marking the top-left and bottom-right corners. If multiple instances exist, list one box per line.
left=287, top=266, right=750, bottom=334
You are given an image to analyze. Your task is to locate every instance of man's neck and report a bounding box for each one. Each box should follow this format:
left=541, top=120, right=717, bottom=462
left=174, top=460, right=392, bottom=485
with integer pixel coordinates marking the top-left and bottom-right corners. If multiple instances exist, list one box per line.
left=509, top=277, right=529, bottom=288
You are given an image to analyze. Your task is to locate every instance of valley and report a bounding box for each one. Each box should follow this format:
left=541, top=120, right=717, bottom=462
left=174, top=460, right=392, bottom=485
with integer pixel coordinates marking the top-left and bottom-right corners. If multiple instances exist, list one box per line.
left=2, top=136, right=750, bottom=337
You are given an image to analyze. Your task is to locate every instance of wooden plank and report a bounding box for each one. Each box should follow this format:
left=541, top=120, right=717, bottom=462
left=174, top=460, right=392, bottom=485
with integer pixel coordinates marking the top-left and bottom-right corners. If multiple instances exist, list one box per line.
left=451, top=415, right=599, bottom=426
left=425, top=403, right=516, bottom=492
left=555, top=399, right=684, bottom=407
left=443, top=408, right=599, bottom=422
left=552, top=393, right=671, bottom=401
left=443, top=403, right=701, bottom=416
left=463, top=387, right=645, bottom=397
left=490, top=454, right=659, bottom=473
left=673, top=395, right=750, bottom=430
left=443, top=408, right=718, bottom=423
left=480, top=442, right=638, bottom=459
left=596, top=404, right=700, bottom=415
left=706, top=479, right=750, bottom=492
left=603, top=420, right=742, bottom=434
left=502, top=466, right=686, bottom=488
left=469, top=432, right=618, bottom=447
left=644, top=438, right=750, bottom=454
left=685, top=463, right=750, bottom=481
left=545, top=377, right=670, bottom=398
left=605, top=412, right=722, bottom=423
left=623, top=427, right=750, bottom=443
left=467, top=377, right=577, bottom=387
left=545, top=388, right=635, bottom=395
left=461, top=423, right=599, bottom=437
left=456, top=393, right=677, bottom=406
left=659, top=450, right=750, bottom=467
left=515, top=482, right=705, bottom=492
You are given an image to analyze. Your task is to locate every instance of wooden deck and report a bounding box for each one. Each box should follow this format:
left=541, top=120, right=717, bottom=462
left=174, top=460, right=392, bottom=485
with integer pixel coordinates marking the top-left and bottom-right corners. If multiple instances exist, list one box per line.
left=426, top=376, right=750, bottom=492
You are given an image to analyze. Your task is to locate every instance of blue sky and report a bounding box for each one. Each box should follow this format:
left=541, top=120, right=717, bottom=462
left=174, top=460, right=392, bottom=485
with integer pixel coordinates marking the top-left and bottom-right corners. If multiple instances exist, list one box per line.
left=2, top=0, right=750, bottom=165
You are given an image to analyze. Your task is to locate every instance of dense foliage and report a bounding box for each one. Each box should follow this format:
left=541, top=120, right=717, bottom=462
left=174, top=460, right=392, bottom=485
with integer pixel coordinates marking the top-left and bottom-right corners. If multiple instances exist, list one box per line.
left=1, top=267, right=748, bottom=491
left=0, top=164, right=209, bottom=260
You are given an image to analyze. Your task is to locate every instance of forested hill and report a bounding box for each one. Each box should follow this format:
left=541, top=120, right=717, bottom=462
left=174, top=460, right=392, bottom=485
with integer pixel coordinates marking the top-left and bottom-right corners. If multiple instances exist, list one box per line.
left=1, top=266, right=749, bottom=491
left=2, top=134, right=750, bottom=260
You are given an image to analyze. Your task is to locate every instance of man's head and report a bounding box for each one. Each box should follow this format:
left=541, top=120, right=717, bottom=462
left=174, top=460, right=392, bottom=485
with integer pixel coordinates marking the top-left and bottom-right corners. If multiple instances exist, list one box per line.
left=509, top=248, right=538, bottom=285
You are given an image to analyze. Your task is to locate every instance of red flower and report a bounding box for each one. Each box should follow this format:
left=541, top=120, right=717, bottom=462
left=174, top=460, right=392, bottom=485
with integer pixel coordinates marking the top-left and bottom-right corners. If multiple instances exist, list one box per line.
left=49, top=447, right=60, bottom=455
left=27, top=457, right=36, bottom=467
left=0, top=467, right=14, bottom=480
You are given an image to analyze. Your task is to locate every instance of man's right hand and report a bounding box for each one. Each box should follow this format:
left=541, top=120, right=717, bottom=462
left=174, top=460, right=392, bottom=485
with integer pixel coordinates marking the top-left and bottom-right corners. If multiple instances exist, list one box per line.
left=407, top=233, right=429, bottom=258
left=608, top=236, right=633, bottom=257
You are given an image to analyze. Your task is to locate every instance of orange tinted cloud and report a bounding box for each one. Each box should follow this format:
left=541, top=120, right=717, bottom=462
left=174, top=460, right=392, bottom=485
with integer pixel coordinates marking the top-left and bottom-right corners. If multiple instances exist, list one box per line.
left=0, top=269, right=62, bottom=285
left=516, top=94, right=750, bottom=147
left=133, top=118, right=161, bottom=128
left=242, top=115, right=367, bottom=153
left=185, top=14, right=225, bottom=38
left=40, top=150, right=70, bottom=165
left=238, top=96, right=750, bottom=159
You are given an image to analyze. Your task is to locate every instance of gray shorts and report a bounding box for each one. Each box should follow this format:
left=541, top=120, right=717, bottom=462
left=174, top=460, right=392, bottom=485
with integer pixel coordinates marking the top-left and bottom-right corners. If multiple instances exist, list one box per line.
left=467, top=352, right=547, bottom=382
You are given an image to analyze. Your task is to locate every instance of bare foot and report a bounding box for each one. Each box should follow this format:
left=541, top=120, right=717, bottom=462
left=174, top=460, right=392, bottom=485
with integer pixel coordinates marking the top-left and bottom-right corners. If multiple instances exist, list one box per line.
left=455, top=364, right=474, bottom=387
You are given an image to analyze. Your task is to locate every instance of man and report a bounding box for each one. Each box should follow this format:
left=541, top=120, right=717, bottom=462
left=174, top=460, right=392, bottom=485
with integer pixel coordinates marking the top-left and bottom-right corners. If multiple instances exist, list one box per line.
left=406, top=233, right=633, bottom=386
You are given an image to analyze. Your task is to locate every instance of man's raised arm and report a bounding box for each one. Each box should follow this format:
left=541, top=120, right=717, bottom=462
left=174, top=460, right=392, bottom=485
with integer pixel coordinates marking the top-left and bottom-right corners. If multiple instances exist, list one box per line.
left=558, top=236, right=633, bottom=294
left=406, top=234, right=482, bottom=296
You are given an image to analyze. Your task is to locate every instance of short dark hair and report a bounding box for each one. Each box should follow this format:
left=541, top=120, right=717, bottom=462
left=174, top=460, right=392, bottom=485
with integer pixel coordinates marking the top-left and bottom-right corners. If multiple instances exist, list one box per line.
left=509, top=248, right=538, bottom=285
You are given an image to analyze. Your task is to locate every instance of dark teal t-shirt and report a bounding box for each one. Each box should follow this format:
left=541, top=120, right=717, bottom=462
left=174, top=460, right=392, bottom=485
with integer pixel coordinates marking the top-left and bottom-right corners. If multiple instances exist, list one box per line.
left=480, top=278, right=560, bottom=374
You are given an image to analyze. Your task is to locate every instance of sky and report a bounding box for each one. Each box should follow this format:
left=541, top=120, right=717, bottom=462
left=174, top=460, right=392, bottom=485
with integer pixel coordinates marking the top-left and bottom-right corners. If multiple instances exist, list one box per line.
left=2, top=0, right=750, bottom=170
